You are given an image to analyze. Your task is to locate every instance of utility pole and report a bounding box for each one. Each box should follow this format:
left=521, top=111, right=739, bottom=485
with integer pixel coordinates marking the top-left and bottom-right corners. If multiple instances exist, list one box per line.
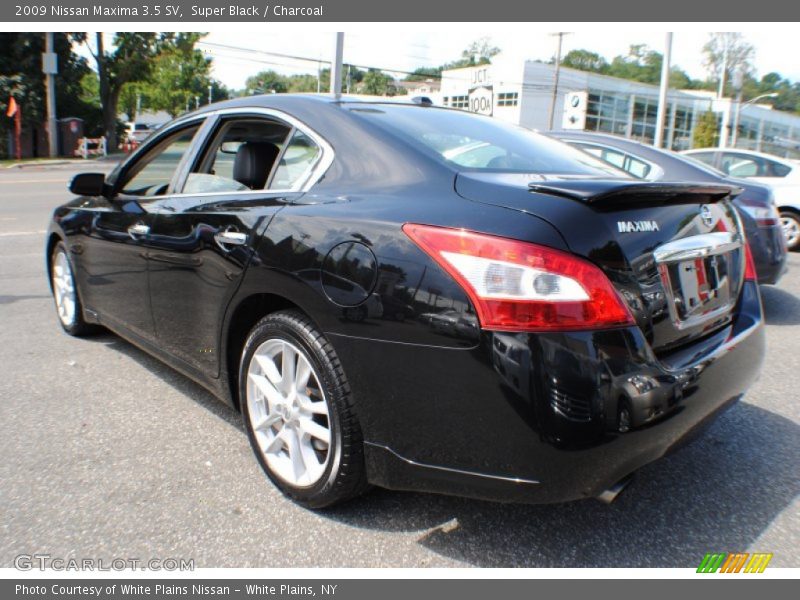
left=43, top=32, right=58, bottom=157
left=330, top=32, right=344, bottom=99
left=316, top=60, right=322, bottom=93
left=208, top=83, right=213, bottom=105
left=653, top=32, right=673, bottom=149
left=547, top=32, right=570, bottom=130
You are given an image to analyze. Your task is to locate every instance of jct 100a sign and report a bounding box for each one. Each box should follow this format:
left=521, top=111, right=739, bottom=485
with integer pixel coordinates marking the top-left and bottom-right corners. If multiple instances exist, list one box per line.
left=469, top=85, right=493, bottom=116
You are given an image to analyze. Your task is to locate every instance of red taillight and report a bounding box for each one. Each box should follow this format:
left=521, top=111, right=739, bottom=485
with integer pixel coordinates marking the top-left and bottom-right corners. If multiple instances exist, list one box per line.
left=744, top=240, right=758, bottom=281
left=402, top=224, right=634, bottom=332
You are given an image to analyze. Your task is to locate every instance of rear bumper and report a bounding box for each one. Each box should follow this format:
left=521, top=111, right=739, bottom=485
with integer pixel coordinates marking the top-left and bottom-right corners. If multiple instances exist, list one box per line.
left=330, top=282, right=765, bottom=504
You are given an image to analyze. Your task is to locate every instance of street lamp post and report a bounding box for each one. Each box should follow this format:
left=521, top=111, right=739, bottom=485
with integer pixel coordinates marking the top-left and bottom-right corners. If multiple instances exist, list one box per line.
left=547, top=32, right=571, bottom=130
left=653, top=32, right=673, bottom=149
left=731, top=92, right=778, bottom=148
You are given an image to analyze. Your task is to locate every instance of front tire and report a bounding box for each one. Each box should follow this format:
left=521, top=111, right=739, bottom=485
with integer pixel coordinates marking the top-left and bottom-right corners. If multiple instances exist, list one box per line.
left=239, top=310, right=368, bottom=508
left=50, top=242, right=96, bottom=336
left=780, top=210, right=800, bottom=251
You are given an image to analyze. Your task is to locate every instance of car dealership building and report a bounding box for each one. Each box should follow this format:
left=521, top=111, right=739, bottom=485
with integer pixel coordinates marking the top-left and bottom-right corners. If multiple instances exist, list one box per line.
left=439, top=57, right=800, bottom=158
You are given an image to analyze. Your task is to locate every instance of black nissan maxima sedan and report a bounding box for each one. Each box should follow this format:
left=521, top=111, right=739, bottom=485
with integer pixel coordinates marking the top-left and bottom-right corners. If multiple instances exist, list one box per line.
left=47, top=95, right=765, bottom=508
left=549, top=130, right=788, bottom=285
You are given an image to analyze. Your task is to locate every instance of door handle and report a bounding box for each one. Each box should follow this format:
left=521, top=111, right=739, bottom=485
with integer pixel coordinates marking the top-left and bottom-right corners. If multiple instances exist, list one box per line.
left=127, top=223, right=150, bottom=239
left=214, top=230, right=248, bottom=248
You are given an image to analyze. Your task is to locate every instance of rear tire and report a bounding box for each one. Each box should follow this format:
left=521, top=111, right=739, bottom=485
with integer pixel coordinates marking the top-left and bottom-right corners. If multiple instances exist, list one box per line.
left=50, top=242, right=97, bottom=336
left=780, top=210, right=800, bottom=251
left=239, top=310, right=369, bottom=508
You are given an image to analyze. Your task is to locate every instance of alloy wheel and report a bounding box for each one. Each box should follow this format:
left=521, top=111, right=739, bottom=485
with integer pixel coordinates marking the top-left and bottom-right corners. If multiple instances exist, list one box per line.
left=245, top=339, right=331, bottom=487
left=52, top=250, right=77, bottom=326
left=781, top=214, right=800, bottom=249
left=618, top=406, right=632, bottom=433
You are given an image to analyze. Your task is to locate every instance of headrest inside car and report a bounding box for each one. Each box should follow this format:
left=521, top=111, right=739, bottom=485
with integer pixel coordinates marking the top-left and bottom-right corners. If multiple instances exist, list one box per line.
left=233, top=142, right=280, bottom=190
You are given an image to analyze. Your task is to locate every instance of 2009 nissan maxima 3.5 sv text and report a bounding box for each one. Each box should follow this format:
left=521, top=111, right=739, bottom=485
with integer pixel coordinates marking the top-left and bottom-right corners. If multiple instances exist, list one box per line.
left=47, top=95, right=765, bottom=508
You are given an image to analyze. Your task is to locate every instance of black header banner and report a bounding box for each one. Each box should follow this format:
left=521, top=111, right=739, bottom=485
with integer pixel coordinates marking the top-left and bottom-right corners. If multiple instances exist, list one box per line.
left=2, top=0, right=799, bottom=22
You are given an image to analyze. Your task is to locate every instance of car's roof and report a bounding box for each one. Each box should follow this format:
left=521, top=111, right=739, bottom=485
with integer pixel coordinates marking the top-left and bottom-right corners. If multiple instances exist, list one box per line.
left=683, top=147, right=797, bottom=166
left=550, top=130, right=659, bottom=151
left=184, top=93, right=445, bottom=118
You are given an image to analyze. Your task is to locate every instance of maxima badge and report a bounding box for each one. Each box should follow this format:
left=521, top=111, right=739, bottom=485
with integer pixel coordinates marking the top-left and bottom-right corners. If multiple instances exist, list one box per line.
left=617, top=220, right=660, bottom=233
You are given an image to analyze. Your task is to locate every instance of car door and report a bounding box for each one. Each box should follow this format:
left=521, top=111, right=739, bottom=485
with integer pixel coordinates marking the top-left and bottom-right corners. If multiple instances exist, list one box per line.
left=75, top=120, right=205, bottom=340
left=145, top=110, right=329, bottom=376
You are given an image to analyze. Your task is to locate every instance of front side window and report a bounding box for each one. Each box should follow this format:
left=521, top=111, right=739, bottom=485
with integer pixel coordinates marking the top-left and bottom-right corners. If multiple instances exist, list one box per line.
left=721, top=153, right=760, bottom=178
left=119, top=125, right=201, bottom=196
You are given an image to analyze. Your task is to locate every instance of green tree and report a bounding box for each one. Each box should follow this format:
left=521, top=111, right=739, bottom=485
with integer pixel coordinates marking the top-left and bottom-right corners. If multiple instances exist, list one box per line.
left=562, top=49, right=608, bottom=73
left=0, top=33, right=101, bottom=157
left=244, top=70, right=288, bottom=95
left=692, top=111, right=719, bottom=148
left=119, top=81, right=148, bottom=121
left=606, top=45, right=664, bottom=84
left=88, top=32, right=164, bottom=148
left=404, top=66, right=443, bottom=82
left=559, top=45, right=694, bottom=89
left=361, top=69, right=393, bottom=96
left=144, top=33, right=214, bottom=117
left=443, top=38, right=501, bottom=70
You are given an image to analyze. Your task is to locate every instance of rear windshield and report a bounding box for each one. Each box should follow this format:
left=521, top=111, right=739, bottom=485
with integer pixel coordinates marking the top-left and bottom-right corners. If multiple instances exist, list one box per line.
left=349, top=104, right=625, bottom=177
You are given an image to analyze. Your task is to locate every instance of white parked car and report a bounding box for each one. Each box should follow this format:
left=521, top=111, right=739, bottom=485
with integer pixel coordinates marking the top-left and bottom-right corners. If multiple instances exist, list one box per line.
left=124, top=122, right=156, bottom=144
left=683, top=148, right=800, bottom=250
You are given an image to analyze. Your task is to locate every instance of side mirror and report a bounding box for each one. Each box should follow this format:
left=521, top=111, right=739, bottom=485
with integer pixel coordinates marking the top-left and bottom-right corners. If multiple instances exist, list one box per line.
left=69, top=172, right=106, bottom=197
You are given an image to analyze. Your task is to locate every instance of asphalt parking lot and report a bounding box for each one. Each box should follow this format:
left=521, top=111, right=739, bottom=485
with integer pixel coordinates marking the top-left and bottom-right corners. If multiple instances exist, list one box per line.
left=0, top=161, right=798, bottom=568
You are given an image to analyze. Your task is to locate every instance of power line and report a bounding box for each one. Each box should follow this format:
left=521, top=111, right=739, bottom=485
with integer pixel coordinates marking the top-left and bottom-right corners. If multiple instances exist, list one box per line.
left=199, top=40, right=584, bottom=96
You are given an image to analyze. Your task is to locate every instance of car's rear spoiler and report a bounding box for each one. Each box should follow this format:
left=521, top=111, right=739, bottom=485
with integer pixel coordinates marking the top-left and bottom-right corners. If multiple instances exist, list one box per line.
left=528, top=180, right=742, bottom=207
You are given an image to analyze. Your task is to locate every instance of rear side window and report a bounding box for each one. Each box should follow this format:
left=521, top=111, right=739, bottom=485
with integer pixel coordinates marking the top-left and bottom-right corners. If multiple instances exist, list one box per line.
left=270, top=130, right=322, bottom=190
left=764, top=158, right=792, bottom=178
left=626, top=156, right=652, bottom=179
left=573, top=143, right=651, bottom=179
left=772, top=163, right=792, bottom=177
left=183, top=117, right=322, bottom=194
left=350, top=104, right=625, bottom=177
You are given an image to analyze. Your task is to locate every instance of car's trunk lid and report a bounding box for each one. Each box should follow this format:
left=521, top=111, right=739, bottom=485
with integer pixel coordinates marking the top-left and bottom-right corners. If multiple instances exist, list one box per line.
left=455, top=173, right=747, bottom=353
